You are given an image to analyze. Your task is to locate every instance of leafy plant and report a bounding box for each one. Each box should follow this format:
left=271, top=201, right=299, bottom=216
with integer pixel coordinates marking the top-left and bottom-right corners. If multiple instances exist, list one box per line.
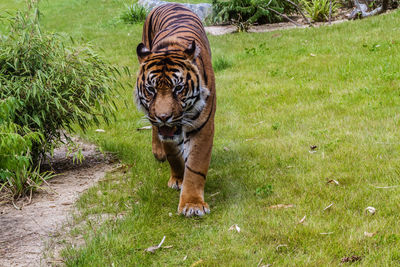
left=120, top=3, right=148, bottom=24
left=301, top=0, right=339, bottom=22
left=0, top=97, right=53, bottom=200
left=0, top=2, right=120, bottom=199
left=245, top=42, right=270, bottom=55
left=0, top=5, right=119, bottom=163
left=212, top=0, right=296, bottom=30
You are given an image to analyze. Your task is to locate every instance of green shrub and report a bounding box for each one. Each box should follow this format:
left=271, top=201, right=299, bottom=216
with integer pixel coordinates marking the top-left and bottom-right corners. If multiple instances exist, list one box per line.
left=0, top=6, right=118, bottom=162
left=0, top=97, right=53, bottom=199
left=212, top=0, right=296, bottom=28
left=0, top=4, right=120, bottom=199
left=120, top=3, right=148, bottom=24
left=301, top=0, right=339, bottom=22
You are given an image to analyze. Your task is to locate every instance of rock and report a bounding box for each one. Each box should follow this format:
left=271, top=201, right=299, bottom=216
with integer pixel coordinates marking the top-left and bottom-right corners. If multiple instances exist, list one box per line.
left=138, top=0, right=212, bottom=22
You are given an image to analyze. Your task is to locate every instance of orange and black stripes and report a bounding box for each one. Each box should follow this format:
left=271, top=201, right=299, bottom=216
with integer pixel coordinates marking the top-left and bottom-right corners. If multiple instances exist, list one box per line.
left=143, top=4, right=211, bottom=57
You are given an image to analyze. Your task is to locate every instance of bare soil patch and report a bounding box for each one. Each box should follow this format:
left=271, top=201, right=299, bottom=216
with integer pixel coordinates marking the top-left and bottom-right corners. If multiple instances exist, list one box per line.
left=0, top=137, right=115, bottom=267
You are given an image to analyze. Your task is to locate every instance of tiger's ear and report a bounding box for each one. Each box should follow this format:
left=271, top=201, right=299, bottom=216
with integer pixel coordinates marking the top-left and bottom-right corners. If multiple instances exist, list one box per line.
left=137, top=43, right=151, bottom=63
left=184, top=40, right=200, bottom=60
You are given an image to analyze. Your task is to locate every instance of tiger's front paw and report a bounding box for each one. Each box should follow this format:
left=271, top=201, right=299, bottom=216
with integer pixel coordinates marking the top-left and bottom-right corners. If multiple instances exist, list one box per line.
left=168, top=176, right=183, bottom=190
left=178, top=201, right=210, bottom=217
left=152, top=145, right=166, bottom=162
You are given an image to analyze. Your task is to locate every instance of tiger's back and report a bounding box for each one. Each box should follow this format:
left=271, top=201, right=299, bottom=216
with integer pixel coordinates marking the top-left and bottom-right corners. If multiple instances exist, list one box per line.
left=143, top=4, right=211, bottom=59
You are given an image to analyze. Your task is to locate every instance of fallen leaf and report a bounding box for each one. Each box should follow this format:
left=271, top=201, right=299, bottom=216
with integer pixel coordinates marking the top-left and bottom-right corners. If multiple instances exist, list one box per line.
left=95, top=129, right=105, bottom=133
left=229, top=224, right=241, bottom=233
left=145, top=236, right=166, bottom=253
left=137, top=126, right=152, bottom=131
left=183, top=255, right=187, bottom=261
left=341, top=255, right=361, bottom=263
left=364, top=231, right=376, bottom=237
left=223, top=146, right=230, bottom=151
left=327, top=179, right=339, bottom=185
left=190, top=259, right=203, bottom=267
left=365, top=206, right=376, bottom=215
left=310, top=53, right=316, bottom=57
left=323, top=203, right=334, bottom=211
left=298, top=215, right=306, bottom=224
left=269, top=204, right=294, bottom=209
left=272, top=33, right=282, bottom=38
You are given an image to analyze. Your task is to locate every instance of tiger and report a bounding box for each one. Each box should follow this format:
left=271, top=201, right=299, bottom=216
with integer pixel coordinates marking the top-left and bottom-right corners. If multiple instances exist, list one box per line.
left=134, top=3, right=216, bottom=217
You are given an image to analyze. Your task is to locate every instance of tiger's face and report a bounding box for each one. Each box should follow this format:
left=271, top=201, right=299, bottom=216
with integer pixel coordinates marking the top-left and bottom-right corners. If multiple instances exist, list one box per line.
left=135, top=41, right=209, bottom=142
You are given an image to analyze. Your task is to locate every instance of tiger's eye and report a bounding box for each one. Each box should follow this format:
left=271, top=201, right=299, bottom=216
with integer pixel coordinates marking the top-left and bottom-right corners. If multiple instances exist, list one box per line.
left=146, top=86, right=155, bottom=94
left=175, top=85, right=183, bottom=93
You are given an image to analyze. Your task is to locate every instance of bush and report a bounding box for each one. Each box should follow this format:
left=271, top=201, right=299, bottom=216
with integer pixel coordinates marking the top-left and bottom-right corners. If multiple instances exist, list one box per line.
left=120, top=3, right=148, bottom=24
left=0, top=97, right=53, bottom=199
left=301, top=0, right=339, bottom=22
left=0, top=4, right=119, bottom=198
left=0, top=6, right=118, bottom=161
left=212, top=0, right=296, bottom=28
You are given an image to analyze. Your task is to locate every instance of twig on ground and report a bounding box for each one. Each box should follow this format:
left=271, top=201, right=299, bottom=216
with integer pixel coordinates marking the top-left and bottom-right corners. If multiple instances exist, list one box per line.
left=145, top=236, right=166, bottom=253
left=209, top=192, right=220, bottom=197
left=323, top=203, right=334, bottom=211
left=137, top=126, right=152, bottom=131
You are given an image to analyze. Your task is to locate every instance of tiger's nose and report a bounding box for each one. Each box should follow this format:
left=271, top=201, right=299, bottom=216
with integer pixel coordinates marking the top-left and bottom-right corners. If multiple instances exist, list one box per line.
left=157, top=113, right=172, bottom=122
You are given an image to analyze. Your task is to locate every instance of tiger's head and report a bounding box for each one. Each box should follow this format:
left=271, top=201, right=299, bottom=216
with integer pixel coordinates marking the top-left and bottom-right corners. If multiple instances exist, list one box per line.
left=135, top=40, right=209, bottom=142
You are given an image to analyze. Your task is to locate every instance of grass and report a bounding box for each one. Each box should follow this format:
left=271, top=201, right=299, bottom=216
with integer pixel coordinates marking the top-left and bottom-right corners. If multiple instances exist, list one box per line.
left=2, top=0, right=400, bottom=265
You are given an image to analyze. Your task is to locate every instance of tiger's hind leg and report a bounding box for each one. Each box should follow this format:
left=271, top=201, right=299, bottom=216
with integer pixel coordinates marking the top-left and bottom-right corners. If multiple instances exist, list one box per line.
left=152, top=126, right=166, bottom=162
left=163, top=141, right=184, bottom=190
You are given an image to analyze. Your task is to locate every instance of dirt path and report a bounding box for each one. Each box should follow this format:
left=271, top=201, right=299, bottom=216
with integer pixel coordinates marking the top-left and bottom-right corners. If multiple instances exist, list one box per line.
left=205, top=19, right=349, bottom=35
left=0, top=138, right=114, bottom=267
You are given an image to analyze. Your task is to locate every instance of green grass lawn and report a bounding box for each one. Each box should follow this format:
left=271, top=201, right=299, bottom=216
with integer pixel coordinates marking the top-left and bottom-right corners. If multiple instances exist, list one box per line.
left=2, top=0, right=400, bottom=265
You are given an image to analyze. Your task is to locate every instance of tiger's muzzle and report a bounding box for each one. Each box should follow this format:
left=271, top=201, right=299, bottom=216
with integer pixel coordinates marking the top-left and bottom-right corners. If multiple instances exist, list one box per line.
left=152, top=113, right=183, bottom=140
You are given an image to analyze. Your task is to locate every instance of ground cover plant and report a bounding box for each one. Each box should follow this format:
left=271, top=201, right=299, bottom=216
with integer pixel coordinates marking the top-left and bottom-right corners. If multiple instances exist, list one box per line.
left=0, top=2, right=119, bottom=199
left=301, top=0, right=339, bottom=21
left=212, top=0, right=296, bottom=28
left=120, top=3, right=148, bottom=24
left=2, top=0, right=400, bottom=265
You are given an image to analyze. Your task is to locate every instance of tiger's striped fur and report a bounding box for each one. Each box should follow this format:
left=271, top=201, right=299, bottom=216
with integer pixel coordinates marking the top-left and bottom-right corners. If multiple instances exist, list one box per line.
left=135, top=3, right=216, bottom=217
